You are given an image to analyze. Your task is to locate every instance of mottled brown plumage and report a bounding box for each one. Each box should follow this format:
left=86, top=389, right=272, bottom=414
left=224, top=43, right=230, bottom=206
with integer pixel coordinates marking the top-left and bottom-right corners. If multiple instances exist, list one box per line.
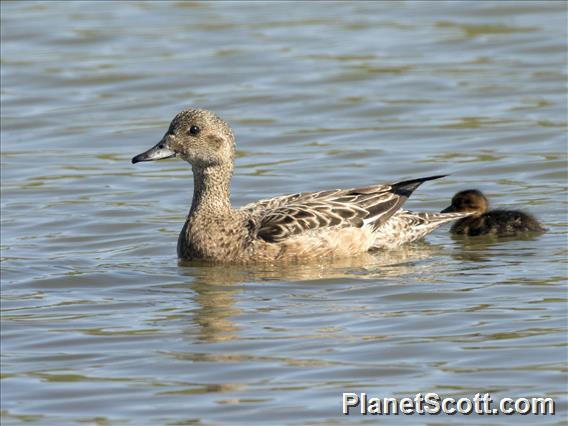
left=441, top=189, right=546, bottom=237
left=132, top=108, right=466, bottom=263
left=374, top=210, right=472, bottom=248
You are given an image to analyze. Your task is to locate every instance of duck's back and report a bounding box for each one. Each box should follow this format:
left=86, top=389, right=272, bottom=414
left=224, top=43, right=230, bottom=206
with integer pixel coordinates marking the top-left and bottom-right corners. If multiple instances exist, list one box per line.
left=450, top=209, right=545, bottom=237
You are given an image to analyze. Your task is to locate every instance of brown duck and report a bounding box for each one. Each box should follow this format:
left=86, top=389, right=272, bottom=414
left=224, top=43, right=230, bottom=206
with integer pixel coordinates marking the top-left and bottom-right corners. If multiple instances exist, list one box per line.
left=441, top=189, right=545, bottom=237
left=132, top=108, right=468, bottom=263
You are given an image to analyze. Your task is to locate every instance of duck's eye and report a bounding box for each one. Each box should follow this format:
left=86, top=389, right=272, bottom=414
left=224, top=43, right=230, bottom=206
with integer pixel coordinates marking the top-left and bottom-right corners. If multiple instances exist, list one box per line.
left=188, top=125, right=201, bottom=136
left=158, top=143, right=165, bottom=149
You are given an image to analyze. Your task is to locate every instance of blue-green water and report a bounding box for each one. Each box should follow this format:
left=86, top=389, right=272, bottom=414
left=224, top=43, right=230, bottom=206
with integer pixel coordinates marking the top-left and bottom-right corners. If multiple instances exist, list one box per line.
left=1, top=1, right=566, bottom=425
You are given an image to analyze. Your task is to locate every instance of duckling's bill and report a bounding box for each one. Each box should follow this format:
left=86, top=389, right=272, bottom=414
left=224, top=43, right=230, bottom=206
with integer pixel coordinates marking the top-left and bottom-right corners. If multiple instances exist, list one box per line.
left=440, top=205, right=456, bottom=213
left=132, top=139, right=176, bottom=164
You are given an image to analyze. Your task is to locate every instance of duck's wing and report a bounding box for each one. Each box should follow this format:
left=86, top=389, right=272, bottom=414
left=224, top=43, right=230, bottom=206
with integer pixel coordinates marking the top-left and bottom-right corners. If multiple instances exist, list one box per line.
left=243, top=175, right=446, bottom=243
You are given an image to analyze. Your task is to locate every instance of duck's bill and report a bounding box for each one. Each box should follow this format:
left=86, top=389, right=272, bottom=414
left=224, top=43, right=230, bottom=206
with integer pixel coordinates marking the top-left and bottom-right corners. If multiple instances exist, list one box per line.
left=440, top=205, right=456, bottom=213
left=131, top=141, right=176, bottom=164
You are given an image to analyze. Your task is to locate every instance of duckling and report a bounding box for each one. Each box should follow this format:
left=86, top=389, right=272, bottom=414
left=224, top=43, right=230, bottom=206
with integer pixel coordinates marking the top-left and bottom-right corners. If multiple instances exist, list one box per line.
left=132, top=108, right=468, bottom=263
left=441, top=189, right=545, bottom=237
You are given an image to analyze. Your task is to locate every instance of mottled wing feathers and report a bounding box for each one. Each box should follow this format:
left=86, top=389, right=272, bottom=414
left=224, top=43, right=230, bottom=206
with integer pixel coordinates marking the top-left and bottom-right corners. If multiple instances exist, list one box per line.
left=242, top=175, right=446, bottom=243
left=254, top=202, right=367, bottom=243
left=241, top=192, right=309, bottom=215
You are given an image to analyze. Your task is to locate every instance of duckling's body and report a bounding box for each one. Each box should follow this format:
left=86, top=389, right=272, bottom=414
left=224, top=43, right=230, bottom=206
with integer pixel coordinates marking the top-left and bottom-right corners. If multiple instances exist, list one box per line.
left=132, top=108, right=468, bottom=263
left=441, top=189, right=545, bottom=237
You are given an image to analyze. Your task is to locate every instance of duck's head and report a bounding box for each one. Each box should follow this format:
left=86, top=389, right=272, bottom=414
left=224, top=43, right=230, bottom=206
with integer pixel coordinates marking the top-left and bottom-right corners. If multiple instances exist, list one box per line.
left=441, top=189, right=489, bottom=216
left=132, top=108, right=235, bottom=168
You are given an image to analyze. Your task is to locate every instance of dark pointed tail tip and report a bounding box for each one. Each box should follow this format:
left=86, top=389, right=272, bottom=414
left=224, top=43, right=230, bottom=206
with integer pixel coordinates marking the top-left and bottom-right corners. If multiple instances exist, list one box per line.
left=392, top=174, right=449, bottom=197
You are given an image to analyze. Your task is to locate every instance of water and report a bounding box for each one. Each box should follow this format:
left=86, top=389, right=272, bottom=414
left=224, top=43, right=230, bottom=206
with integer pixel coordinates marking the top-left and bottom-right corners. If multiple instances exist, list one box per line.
left=1, top=1, right=566, bottom=424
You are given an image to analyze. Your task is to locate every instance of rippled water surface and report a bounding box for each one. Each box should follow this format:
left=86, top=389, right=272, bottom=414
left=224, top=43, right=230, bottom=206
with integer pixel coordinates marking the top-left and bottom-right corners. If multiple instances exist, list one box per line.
left=1, top=1, right=567, bottom=425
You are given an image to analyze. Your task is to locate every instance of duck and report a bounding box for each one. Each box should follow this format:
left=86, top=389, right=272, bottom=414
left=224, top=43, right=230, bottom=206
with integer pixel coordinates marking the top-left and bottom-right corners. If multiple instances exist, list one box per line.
left=441, top=189, right=546, bottom=237
left=132, top=108, right=469, bottom=263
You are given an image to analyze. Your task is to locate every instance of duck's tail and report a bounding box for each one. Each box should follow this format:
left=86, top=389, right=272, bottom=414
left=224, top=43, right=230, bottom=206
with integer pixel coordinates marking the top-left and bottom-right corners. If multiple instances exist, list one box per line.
left=390, top=175, right=448, bottom=197
left=364, top=174, right=448, bottom=231
left=371, top=210, right=471, bottom=249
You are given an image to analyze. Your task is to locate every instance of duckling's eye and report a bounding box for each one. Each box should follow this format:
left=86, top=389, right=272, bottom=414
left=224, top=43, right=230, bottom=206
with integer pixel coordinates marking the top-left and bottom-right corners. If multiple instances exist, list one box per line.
left=188, top=125, right=201, bottom=136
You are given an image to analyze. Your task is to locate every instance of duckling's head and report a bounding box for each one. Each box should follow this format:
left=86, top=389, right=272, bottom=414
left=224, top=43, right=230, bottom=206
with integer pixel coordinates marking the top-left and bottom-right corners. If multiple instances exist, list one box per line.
left=132, top=108, right=235, bottom=168
left=441, top=189, right=489, bottom=216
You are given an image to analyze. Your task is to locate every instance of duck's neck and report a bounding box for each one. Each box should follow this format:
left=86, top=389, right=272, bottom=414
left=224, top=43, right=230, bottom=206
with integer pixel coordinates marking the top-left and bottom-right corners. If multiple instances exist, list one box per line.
left=189, top=163, right=233, bottom=218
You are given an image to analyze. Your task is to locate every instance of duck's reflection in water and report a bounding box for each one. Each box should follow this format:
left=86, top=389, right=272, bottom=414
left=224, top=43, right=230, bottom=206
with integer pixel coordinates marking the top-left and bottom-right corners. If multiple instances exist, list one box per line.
left=174, top=242, right=444, bottom=342
left=447, top=232, right=543, bottom=263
